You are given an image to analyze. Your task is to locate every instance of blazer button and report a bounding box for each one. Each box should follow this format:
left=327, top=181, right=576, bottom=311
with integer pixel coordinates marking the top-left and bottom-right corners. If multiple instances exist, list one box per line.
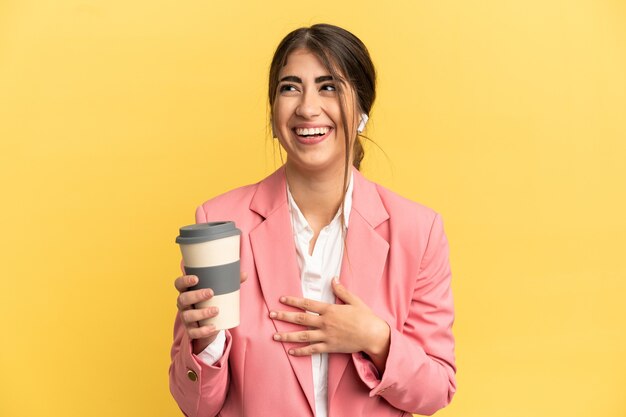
left=187, top=370, right=198, bottom=382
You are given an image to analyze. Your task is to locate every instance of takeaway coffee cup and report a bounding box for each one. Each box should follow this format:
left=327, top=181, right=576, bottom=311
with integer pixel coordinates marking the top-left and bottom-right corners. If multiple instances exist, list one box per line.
left=176, top=221, right=241, bottom=330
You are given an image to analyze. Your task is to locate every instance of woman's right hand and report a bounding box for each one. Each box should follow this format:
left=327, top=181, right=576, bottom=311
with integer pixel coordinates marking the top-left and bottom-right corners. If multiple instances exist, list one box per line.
left=174, top=272, right=247, bottom=354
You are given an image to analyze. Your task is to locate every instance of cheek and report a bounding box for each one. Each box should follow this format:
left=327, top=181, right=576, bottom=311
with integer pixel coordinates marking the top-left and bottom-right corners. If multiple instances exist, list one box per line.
left=271, top=108, right=290, bottom=143
left=273, top=102, right=291, bottom=127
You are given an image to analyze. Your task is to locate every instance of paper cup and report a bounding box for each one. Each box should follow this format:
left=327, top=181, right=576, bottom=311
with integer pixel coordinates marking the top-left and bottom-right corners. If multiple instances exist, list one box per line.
left=176, top=221, right=241, bottom=330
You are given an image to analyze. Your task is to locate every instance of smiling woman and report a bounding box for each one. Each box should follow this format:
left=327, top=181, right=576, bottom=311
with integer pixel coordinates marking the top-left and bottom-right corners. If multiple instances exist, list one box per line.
left=169, top=23, right=456, bottom=417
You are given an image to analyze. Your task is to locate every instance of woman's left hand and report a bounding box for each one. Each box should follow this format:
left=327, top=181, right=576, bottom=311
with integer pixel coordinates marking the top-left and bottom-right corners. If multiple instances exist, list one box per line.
left=270, top=278, right=391, bottom=372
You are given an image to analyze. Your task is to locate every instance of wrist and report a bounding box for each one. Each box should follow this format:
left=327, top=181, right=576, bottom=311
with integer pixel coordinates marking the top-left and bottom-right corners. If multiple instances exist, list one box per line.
left=192, top=334, right=217, bottom=355
left=364, top=318, right=391, bottom=359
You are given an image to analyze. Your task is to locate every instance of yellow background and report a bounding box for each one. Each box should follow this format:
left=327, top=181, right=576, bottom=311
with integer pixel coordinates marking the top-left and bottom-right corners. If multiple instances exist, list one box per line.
left=1, top=1, right=625, bottom=416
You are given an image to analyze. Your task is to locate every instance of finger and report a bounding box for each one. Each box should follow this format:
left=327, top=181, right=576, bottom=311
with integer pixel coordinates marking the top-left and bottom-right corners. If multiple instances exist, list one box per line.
left=240, top=271, right=248, bottom=284
left=331, top=278, right=362, bottom=306
left=181, top=306, right=219, bottom=325
left=174, top=275, right=198, bottom=292
left=269, top=310, right=323, bottom=328
left=187, top=324, right=218, bottom=340
left=177, top=288, right=214, bottom=310
left=287, top=342, right=328, bottom=356
left=279, top=296, right=328, bottom=314
left=273, top=329, right=325, bottom=344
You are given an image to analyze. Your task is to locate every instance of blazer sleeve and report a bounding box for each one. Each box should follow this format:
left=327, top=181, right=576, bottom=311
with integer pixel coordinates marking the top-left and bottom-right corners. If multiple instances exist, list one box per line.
left=168, top=204, right=234, bottom=417
left=352, top=213, right=457, bottom=415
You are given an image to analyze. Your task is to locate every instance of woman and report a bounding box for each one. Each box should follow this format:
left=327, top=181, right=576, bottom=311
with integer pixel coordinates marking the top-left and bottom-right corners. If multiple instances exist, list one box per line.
left=170, top=23, right=456, bottom=417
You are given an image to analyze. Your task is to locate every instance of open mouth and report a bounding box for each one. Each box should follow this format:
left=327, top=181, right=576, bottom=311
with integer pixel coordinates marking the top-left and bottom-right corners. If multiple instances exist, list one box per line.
left=292, top=126, right=332, bottom=144
left=294, top=126, right=331, bottom=138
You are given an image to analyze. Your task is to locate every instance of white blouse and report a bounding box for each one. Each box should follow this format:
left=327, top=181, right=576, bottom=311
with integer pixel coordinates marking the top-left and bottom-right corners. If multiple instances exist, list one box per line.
left=286, top=174, right=353, bottom=417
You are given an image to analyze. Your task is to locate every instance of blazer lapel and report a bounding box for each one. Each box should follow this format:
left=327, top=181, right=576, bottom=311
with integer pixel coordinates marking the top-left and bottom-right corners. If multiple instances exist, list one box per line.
left=328, top=168, right=390, bottom=406
left=249, top=167, right=316, bottom=415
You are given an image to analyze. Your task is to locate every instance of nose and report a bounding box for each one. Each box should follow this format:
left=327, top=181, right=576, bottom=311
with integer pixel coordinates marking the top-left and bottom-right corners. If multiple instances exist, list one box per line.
left=295, top=89, right=321, bottom=119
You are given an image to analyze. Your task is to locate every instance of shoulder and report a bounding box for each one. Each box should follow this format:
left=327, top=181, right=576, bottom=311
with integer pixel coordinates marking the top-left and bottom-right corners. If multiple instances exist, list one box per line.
left=199, top=183, right=258, bottom=214
left=360, top=176, right=448, bottom=265
left=356, top=172, right=439, bottom=227
left=355, top=173, right=444, bottom=252
left=374, top=182, right=438, bottom=222
left=194, top=167, right=285, bottom=226
left=195, top=182, right=259, bottom=225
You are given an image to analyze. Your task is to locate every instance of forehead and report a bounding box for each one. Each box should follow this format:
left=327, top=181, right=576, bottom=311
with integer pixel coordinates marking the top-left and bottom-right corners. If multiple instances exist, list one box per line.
left=279, top=48, right=334, bottom=77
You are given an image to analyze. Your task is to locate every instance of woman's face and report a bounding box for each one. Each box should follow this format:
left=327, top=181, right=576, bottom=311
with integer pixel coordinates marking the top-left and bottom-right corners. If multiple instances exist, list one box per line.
left=272, top=48, right=357, bottom=176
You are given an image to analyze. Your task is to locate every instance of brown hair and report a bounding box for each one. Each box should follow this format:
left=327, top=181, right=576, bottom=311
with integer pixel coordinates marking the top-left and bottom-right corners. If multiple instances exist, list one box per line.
left=268, top=23, right=377, bottom=188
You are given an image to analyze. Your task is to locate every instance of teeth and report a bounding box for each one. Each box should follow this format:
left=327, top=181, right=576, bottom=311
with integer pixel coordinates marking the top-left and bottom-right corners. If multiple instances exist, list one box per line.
left=295, top=127, right=329, bottom=136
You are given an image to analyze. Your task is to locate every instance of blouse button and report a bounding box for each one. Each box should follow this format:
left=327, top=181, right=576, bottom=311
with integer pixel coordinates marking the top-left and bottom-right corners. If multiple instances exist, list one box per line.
left=187, top=369, right=198, bottom=382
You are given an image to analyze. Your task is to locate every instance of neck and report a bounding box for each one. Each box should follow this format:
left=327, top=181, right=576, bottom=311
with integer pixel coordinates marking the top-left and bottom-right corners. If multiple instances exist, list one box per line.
left=285, top=162, right=349, bottom=230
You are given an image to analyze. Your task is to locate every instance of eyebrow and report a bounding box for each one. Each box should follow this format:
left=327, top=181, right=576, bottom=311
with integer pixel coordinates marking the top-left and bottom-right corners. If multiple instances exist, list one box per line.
left=279, top=75, right=334, bottom=84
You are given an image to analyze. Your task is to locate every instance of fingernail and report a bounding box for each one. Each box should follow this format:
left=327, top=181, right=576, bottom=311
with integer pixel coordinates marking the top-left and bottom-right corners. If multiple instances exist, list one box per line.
left=333, top=277, right=340, bottom=284
left=211, top=307, right=219, bottom=314
left=269, top=311, right=277, bottom=318
left=273, top=334, right=281, bottom=341
left=205, top=289, right=213, bottom=297
left=279, top=296, right=286, bottom=303
left=288, top=349, right=295, bottom=355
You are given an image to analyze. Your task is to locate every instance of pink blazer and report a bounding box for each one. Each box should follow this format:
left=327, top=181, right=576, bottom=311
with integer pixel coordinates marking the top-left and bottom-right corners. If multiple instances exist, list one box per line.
left=169, top=167, right=456, bottom=417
